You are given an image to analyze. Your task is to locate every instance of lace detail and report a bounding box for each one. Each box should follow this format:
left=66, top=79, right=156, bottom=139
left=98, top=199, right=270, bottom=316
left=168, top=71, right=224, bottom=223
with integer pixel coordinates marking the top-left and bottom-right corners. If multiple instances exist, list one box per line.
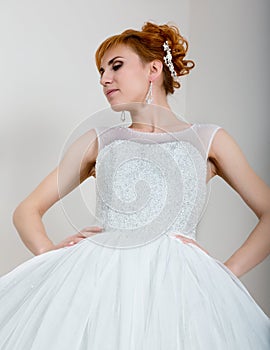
left=92, top=124, right=221, bottom=247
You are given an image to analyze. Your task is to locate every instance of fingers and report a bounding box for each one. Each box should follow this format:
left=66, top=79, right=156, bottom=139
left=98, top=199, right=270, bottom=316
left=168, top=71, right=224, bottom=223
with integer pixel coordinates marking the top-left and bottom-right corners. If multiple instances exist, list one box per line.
left=79, top=226, right=103, bottom=237
left=174, top=234, right=209, bottom=255
left=174, top=234, right=194, bottom=244
left=56, top=236, right=84, bottom=249
left=59, top=238, right=83, bottom=248
left=55, top=227, right=104, bottom=250
left=66, top=238, right=83, bottom=246
left=81, top=226, right=103, bottom=231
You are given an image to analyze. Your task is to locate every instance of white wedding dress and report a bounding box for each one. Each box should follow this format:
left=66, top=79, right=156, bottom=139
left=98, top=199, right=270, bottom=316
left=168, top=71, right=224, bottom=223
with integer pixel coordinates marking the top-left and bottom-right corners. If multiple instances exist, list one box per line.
left=0, top=123, right=269, bottom=349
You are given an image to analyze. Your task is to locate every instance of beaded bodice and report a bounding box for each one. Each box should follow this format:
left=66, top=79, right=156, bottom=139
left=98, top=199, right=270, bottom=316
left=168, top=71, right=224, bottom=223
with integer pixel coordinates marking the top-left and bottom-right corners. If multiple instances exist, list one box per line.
left=92, top=124, right=221, bottom=248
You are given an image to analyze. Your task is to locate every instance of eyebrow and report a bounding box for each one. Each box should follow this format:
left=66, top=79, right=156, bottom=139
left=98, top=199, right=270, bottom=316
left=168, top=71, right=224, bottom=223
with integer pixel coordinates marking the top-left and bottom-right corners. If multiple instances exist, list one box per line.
left=99, top=56, right=124, bottom=73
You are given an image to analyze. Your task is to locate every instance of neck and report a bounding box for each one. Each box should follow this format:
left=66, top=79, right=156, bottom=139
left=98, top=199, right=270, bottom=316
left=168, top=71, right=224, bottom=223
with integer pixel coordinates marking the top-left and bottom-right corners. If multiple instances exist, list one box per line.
left=129, top=83, right=183, bottom=132
left=128, top=105, right=183, bottom=132
left=127, top=89, right=184, bottom=132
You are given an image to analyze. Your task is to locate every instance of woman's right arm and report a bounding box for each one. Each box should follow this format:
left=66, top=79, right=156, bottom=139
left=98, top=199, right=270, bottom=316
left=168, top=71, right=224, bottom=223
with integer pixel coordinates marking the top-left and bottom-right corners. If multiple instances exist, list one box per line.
left=13, top=128, right=99, bottom=256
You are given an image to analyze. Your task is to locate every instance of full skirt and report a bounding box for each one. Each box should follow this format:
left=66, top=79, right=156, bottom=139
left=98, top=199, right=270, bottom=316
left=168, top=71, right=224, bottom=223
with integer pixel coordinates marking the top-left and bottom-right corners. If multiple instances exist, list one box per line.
left=0, top=232, right=269, bottom=350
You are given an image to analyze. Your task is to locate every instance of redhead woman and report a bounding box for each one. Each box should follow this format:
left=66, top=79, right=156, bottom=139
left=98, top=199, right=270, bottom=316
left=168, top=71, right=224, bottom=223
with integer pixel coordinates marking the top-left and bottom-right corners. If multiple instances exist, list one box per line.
left=0, top=22, right=269, bottom=349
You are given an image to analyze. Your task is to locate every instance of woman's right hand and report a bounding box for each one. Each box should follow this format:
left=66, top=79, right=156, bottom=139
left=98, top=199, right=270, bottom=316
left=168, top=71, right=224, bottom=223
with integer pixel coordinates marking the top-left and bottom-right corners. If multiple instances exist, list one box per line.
left=53, top=226, right=104, bottom=250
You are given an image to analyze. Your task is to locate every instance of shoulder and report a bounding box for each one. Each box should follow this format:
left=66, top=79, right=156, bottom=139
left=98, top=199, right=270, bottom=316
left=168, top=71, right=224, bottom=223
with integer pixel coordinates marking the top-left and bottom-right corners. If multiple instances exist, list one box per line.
left=205, top=125, right=237, bottom=161
left=192, top=123, right=238, bottom=179
left=201, top=125, right=270, bottom=221
left=69, top=128, right=100, bottom=169
left=190, top=123, right=223, bottom=158
left=192, top=123, right=239, bottom=156
left=204, top=125, right=251, bottom=182
left=192, top=122, right=222, bottom=137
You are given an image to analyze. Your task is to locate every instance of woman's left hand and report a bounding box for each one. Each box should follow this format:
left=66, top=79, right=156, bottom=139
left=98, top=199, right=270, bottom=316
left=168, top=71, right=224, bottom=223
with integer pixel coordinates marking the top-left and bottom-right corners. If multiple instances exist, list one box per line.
left=174, top=234, right=210, bottom=255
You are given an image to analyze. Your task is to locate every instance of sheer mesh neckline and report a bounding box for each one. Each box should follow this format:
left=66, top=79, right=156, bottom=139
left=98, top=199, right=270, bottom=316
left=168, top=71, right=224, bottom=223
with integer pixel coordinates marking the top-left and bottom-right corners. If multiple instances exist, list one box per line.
left=121, top=124, right=195, bottom=135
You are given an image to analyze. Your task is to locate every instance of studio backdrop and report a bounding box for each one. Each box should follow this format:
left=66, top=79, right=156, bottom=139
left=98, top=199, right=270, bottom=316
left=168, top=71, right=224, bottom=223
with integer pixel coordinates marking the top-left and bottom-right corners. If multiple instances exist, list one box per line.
left=0, top=0, right=269, bottom=315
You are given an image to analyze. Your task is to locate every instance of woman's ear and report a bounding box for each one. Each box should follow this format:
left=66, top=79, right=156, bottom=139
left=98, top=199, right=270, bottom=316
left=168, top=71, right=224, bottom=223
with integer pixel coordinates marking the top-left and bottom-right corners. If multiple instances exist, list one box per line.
left=149, top=59, right=163, bottom=81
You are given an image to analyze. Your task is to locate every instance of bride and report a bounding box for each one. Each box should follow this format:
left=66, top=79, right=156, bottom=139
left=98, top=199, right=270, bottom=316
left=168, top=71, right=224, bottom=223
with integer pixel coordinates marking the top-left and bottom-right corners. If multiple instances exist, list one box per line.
left=1, top=21, right=269, bottom=349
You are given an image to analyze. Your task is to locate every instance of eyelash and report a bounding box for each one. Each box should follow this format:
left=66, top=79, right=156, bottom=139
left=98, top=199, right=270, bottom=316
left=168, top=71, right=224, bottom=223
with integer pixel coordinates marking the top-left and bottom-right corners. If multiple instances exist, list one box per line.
left=99, top=62, right=123, bottom=79
left=112, top=62, right=123, bottom=71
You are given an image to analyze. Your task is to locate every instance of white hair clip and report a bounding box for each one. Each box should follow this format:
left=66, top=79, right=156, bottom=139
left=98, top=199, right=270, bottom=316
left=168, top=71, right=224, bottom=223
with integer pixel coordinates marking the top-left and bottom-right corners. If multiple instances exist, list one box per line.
left=163, top=41, right=177, bottom=78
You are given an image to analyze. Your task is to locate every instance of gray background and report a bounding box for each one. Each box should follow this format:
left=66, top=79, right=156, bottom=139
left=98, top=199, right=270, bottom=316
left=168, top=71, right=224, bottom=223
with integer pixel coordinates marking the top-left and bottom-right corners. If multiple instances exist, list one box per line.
left=0, top=0, right=269, bottom=315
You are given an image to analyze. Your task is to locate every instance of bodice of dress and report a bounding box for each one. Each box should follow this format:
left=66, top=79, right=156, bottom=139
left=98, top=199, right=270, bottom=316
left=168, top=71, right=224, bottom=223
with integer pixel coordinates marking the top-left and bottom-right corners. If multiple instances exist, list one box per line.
left=93, top=124, right=221, bottom=247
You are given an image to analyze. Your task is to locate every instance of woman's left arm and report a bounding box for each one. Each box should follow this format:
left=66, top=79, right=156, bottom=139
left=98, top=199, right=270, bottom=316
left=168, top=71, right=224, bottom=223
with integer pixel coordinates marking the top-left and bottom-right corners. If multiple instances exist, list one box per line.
left=209, top=128, right=270, bottom=278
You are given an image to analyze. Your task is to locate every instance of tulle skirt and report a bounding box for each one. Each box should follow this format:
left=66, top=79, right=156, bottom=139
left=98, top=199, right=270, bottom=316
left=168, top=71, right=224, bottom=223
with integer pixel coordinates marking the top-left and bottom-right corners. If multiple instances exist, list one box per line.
left=0, top=232, right=269, bottom=350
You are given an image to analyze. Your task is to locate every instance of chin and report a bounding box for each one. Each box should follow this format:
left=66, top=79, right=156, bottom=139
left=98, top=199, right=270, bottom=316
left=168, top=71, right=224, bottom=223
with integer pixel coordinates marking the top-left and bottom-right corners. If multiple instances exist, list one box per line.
left=110, top=103, right=126, bottom=112
left=110, top=101, right=144, bottom=113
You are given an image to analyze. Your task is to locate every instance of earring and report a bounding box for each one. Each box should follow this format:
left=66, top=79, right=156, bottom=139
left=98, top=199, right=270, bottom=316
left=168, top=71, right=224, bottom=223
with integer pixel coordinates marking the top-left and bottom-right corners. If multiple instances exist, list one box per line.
left=121, top=110, right=126, bottom=122
left=145, top=81, right=153, bottom=104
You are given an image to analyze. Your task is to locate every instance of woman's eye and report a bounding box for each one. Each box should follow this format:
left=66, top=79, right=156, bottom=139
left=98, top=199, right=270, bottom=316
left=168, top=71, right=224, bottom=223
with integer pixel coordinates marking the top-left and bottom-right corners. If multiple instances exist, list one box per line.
left=113, top=63, right=122, bottom=71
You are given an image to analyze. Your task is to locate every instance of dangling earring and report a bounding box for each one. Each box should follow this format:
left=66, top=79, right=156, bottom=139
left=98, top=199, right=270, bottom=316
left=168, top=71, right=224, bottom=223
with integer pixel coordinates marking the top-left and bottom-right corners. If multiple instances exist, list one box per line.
left=145, top=81, right=153, bottom=104
left=121, top=110, right=126, bottom=122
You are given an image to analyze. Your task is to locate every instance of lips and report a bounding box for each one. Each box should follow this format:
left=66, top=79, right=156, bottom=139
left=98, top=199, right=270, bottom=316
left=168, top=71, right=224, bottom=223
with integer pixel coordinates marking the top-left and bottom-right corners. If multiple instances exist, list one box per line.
left=105, top=89, right=119, bottom=97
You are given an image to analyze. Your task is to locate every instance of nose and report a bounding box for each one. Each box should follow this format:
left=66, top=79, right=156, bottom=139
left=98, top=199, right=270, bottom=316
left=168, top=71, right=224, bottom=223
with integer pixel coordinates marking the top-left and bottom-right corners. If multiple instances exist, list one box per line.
left=100, top=69, right=113, bottom=87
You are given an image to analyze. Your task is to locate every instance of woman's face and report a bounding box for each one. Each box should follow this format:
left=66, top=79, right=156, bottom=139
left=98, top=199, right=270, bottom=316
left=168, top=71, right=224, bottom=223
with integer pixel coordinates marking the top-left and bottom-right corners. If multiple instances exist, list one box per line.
left=99, top=45, right=150, bottom=109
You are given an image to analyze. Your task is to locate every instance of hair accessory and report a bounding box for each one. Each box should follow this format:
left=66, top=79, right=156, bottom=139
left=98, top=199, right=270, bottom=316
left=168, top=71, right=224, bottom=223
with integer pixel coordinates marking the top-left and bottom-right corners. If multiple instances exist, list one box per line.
left=145, top=81, right=153, bottom=104
left=163, top=41, right=177, bottom=78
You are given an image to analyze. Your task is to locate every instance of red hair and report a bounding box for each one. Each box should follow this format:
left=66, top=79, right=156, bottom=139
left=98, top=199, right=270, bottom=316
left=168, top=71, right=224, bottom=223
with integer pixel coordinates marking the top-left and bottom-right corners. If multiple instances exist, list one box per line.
left=95, top=22, right=195, bottom=95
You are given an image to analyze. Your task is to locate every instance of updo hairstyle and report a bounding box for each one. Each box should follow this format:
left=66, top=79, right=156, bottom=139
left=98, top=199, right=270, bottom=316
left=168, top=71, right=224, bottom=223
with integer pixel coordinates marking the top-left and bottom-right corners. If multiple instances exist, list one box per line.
left=95, top=22, right=195, bottom=95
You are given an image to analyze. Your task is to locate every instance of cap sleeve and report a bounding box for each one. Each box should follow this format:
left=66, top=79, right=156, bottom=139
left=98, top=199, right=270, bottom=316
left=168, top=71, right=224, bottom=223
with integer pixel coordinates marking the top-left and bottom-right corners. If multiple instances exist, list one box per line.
left=193, top=124, right=222, bottom=160
left=93, top=126, right=112, bottom=154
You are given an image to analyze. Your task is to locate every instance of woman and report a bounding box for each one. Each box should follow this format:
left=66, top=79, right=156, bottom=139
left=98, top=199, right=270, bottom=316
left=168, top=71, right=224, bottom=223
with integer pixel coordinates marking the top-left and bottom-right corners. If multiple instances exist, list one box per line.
left=0, top=22, right=269, bottom=349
